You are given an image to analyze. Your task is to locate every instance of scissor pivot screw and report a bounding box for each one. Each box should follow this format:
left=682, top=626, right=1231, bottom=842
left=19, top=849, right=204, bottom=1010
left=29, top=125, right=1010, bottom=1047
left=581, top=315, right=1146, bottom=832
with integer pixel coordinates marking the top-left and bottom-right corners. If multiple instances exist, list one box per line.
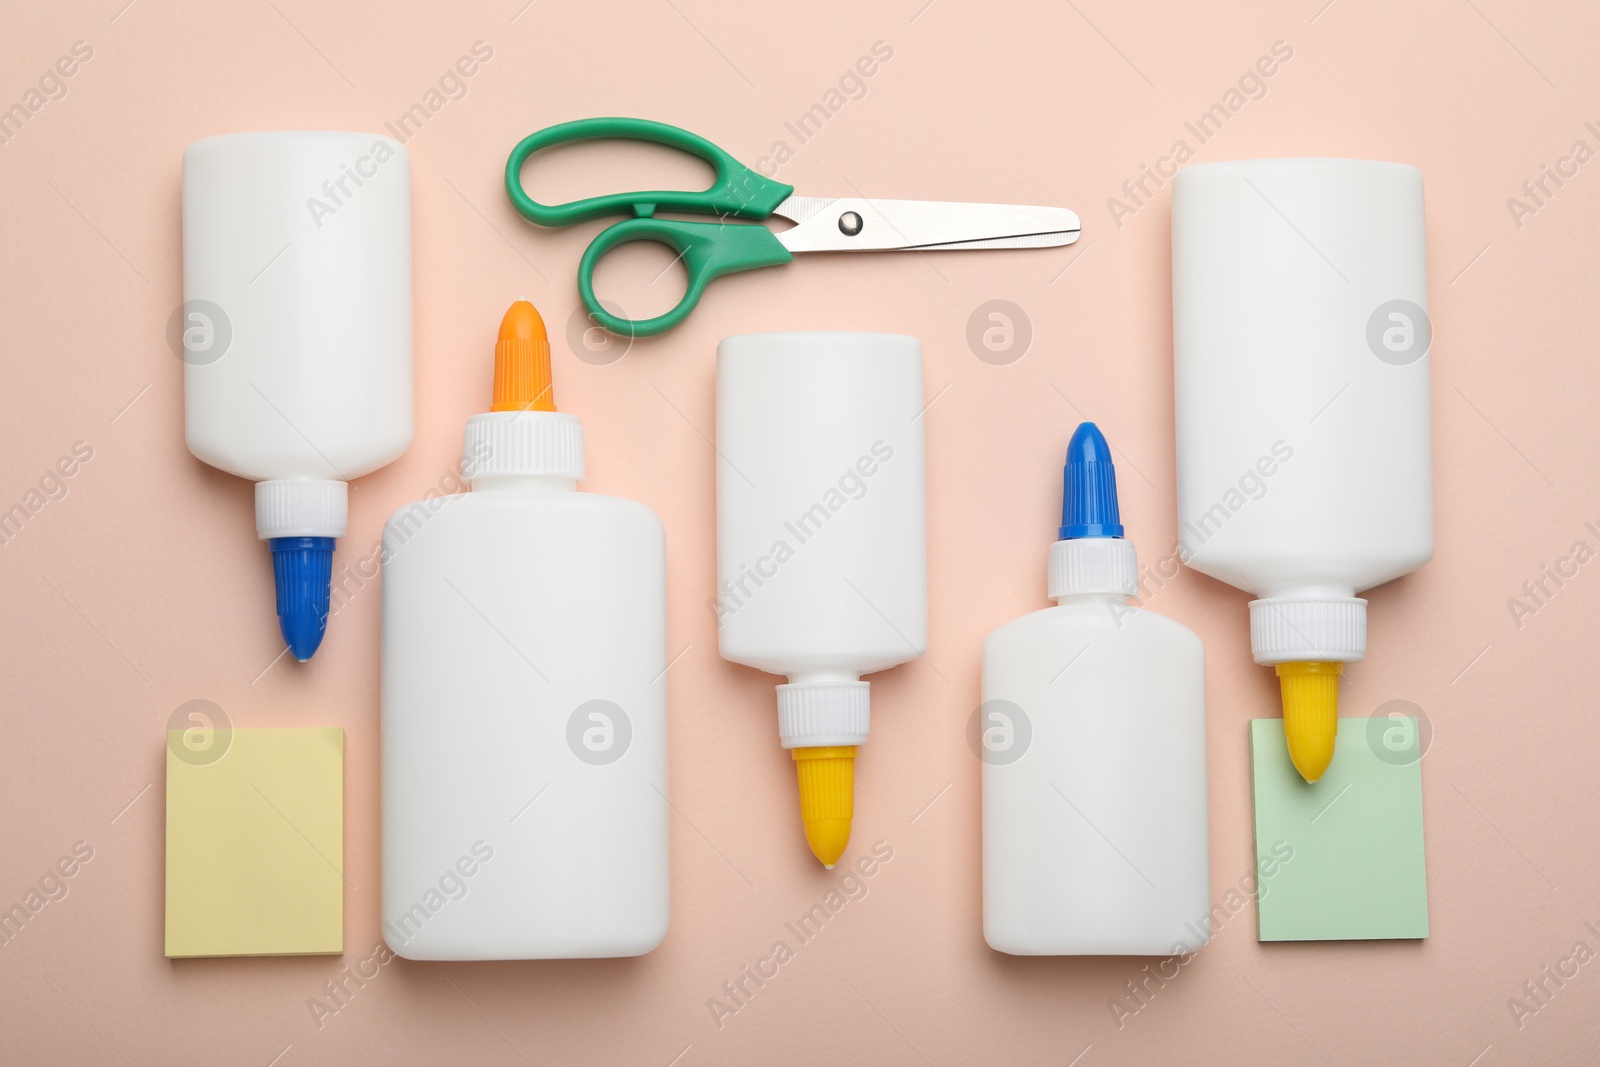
left=838, top=211, right=864, bottom=237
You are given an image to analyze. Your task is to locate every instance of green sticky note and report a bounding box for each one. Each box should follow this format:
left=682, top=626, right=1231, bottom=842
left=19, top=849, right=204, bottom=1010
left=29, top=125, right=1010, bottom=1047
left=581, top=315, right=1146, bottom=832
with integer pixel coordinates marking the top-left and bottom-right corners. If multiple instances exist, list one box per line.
left=165, top=727, right=345, bottom=957
left=1249, top=718, right=1428, bottom=941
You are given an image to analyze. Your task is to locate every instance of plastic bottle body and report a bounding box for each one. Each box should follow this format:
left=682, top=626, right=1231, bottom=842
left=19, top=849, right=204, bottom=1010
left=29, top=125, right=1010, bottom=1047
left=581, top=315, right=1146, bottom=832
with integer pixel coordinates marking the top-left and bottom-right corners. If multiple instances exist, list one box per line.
left=380, top=486, right=668, bottom=960
left=1171, top=158, right=1432, bottom=603
left=182, top=131, right=413, bottom=483
left=714, top=332, right=927, bottom=682
left=982, top=598, right=1209, bottom=956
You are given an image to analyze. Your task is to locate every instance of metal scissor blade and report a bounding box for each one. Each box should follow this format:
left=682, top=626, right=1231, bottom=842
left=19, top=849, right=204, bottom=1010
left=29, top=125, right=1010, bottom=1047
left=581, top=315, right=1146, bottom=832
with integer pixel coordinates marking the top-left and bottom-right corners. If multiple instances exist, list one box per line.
left=920, top=231, right=1081, bottom=251
left=772, top=195, right=1080, bottom=253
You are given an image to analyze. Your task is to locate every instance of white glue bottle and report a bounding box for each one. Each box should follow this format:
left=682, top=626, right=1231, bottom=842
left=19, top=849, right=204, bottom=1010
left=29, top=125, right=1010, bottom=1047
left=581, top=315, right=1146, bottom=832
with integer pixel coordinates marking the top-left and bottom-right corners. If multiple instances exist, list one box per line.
left=983, top=423, right=1209, bottom=956
left=1172, top=159, right=1433, bottom=783
left=715, top=333, right=927, bottom=869
left=183, top=131, right=413, bottom=661
left=381, top=301, right=668, bottom=960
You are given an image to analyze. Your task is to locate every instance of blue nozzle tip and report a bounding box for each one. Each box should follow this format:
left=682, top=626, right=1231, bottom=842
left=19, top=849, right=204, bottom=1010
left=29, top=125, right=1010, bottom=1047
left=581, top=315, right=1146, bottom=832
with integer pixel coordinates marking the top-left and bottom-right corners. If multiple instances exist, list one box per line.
left=269, top=537, right=334, bottom=662
left=281, top=612, right=326, bottom=663
left=1060, top=422, right=1124, bottom=540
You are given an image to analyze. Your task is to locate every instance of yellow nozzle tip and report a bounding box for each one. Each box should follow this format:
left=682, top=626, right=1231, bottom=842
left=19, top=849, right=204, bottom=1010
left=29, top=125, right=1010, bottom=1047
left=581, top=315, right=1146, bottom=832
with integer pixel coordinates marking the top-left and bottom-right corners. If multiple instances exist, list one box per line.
left=802, top=819, right=852, bottom=869
left=1277, top=661, right=1340, bottom=783
left=490, top=300, right=555, bottom=413
left=794, top=746, right=855, bottom=868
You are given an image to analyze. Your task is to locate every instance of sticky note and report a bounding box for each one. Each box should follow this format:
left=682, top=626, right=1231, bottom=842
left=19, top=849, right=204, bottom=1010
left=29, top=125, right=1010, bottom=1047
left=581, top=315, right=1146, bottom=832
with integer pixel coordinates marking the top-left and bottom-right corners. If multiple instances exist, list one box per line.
left=165, top=727, right=344, bottom=957
left=1249, top=717, right=1428, bottom=941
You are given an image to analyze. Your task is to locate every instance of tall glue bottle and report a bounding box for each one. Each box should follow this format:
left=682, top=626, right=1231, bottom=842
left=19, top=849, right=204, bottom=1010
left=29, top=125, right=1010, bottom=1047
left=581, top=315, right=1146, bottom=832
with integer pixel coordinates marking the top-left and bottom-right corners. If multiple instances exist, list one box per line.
left=381, top=301, right=668, bottom=960
left=183, top=132, right=414, bottom=661
left=715, top=333, right=928, bottom=869
left=982, top=423, right=1209, bottom=956
left=1172, top=159, right=1433, bottom=783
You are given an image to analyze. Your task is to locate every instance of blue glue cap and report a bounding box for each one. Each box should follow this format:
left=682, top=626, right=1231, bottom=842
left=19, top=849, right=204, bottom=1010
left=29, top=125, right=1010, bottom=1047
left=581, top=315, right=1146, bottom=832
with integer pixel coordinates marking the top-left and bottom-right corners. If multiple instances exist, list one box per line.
left=269, top=537, right=334, bottom=661
left=1060, top=422, right=1124, bottom=540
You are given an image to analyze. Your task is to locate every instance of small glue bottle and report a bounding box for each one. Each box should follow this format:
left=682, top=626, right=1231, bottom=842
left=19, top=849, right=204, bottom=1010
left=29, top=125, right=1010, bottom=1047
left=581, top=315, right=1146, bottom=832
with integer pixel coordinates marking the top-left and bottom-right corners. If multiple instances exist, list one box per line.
left=381, top=301, right=669, bottom=960
left=982, top=423, right=1210, bottom=956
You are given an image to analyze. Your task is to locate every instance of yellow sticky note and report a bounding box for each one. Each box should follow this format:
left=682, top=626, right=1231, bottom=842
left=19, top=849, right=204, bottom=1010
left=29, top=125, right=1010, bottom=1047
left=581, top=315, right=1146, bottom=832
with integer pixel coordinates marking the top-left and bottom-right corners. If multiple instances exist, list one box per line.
left=165, top=726, right=344, bottom=957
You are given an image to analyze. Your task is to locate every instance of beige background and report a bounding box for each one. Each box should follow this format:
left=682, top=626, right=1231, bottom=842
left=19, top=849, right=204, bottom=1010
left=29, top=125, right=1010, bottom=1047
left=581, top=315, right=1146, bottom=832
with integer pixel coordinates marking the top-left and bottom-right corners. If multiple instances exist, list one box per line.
left=3, top=0, right=1599, bottom=1063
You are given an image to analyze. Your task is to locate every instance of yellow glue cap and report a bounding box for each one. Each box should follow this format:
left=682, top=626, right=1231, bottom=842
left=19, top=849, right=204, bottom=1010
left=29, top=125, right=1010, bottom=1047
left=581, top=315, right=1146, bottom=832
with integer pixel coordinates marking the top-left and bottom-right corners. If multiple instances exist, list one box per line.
left=793, top=746, right=855, bottom=868
left=1277, top=661, right=1340, bottom=783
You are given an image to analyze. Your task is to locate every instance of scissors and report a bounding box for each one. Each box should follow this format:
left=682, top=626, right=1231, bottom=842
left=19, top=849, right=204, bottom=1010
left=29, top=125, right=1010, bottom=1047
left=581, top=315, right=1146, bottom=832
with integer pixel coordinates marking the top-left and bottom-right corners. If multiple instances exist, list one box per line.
left=505, top=117, right=1081, bottom=337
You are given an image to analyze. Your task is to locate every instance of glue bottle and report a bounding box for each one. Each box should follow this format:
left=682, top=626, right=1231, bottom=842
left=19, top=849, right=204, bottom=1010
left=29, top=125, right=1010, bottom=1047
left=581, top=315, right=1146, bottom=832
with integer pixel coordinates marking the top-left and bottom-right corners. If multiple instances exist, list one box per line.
left=381, top=301, right=669, bottom=959
left=183, top=131, right=414, bottom=661
left=982, top=423, right=1209, bottom=956
left=715, top=332, right=928, bottom=869
left=1171, top=159, right=1433, bottom=783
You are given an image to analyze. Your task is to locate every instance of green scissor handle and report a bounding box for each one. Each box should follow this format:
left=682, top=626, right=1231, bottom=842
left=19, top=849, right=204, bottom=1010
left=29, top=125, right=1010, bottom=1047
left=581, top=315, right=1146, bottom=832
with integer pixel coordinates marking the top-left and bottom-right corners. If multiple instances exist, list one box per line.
left=577, top=217, right=793, bottom=337
left=504, top=117, right=794, bottom=226
left=505, top=117, right=799, bottom=336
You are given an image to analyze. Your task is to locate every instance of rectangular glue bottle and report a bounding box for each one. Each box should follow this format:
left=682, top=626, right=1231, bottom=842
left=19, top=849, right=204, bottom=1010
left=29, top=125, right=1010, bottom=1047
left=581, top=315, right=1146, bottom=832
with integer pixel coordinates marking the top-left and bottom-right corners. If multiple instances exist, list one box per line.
left=982, top=423, right=1209, bottom=956
left=381, top=301, right=668, bottom=960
